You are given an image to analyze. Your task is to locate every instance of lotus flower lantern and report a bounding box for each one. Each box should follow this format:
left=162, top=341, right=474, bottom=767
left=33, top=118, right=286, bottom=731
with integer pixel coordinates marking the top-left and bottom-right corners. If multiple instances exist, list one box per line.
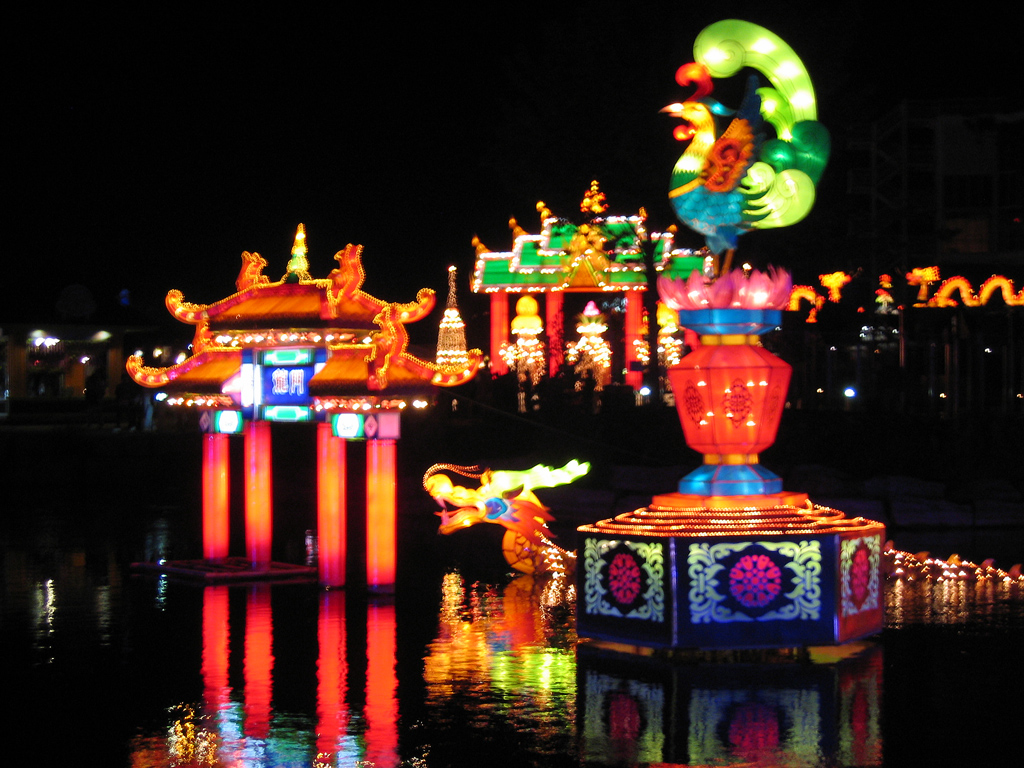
left=659, top=267, right=793, bottom=496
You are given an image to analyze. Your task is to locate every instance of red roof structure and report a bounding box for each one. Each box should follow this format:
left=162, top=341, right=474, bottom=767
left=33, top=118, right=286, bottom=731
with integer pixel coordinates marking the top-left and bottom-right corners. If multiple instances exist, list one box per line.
left=127, top=229, right=483, bottom=412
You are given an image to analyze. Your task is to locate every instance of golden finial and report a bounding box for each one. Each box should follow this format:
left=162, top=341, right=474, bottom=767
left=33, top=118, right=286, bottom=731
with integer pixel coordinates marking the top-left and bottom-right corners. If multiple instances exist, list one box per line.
left=509, top=217, right=527, bottom=241
left=536, top=200, right=553, bottom=223
left=472, top=235, right=491, bottom=256
left=581, top=180, right=608, bottom=215
left=283, top=223, right=312, bottom=282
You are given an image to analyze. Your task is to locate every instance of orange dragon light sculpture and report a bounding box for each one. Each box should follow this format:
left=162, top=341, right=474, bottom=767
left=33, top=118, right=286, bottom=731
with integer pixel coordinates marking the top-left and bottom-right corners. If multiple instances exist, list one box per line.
left=423, top=460, right=589, bottom=575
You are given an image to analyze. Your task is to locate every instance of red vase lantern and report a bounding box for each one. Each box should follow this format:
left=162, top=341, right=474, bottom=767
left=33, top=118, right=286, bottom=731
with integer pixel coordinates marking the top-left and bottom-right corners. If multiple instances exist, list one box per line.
left=669, top=308, right=791, bottom=496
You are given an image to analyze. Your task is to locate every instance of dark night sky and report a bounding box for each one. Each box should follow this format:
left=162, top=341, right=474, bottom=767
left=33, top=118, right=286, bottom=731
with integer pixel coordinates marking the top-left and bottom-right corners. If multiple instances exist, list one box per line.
left=6, top=4, right=1019, bottom=338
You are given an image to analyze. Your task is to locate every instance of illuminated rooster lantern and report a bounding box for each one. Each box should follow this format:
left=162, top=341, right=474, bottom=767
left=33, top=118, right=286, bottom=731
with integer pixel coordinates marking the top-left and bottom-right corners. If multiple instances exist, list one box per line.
left=663, top=19, right=830, bottom=257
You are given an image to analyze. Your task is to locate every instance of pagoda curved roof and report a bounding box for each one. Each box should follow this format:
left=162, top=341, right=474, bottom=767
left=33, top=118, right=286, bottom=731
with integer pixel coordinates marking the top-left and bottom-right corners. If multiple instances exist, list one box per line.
left=126, top=238, right=481, bottom=398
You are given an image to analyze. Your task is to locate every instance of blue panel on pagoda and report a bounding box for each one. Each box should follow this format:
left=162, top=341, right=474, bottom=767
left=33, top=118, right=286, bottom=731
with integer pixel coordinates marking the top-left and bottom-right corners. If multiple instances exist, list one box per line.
left=260, top=365, right=315, bottom=405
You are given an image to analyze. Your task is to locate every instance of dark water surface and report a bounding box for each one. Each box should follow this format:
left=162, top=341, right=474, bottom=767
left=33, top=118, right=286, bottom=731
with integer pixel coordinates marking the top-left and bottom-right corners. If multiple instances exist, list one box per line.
left=3, top=425, right=1023, bottom=766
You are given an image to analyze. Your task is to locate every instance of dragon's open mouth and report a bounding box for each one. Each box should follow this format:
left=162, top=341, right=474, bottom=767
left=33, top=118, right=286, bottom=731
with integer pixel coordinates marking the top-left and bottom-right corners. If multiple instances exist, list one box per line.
left=436, top=506, right=483, bottom=535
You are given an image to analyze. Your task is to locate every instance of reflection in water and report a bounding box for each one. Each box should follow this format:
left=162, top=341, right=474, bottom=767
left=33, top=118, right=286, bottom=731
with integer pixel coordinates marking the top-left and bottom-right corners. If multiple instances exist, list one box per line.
left=887, top=572, right=1023, bottom=628
left=202, top=586, right=230, bottom=758
left=578, top=643, right=883, bottom=767
left=421, top=572, right=578, bottom=766
left=365, top=602, right=398, bottom=768
left=244, top=585, right=274, bottom=741
left=4, top=499, right=1021, bottom=765
left=122, top=571, right=888, bottom=767
left=4, top=551, right=998, bottom=766
left=33, top=579, right=57, bottom=663
left=315, top=590, right=348, bottom=762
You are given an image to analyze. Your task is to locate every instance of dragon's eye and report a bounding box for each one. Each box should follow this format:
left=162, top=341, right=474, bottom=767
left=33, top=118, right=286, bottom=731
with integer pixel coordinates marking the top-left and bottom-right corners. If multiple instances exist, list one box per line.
left=484, top=498, right=509, bottom=519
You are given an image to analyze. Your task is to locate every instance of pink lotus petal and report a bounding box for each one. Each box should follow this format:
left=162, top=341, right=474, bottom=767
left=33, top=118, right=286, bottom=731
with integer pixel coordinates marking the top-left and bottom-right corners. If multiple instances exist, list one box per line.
left=659, top=267, right=792, bottom=309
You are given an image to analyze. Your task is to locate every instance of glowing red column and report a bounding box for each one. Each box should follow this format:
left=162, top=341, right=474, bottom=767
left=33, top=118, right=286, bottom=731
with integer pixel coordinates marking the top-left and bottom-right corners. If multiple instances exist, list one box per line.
left=625, top=292, right=643, bottom=390
left=316, top=590, right=348, bottom=759
left=202, top=433, right=230, bottom=560
left=366, top=439, right=397, bottom=590
left=490, top=293, right=509, bottom=376
left=317, top=423, right=347, bottom=587
left=244, top=420, right=273, bottom=567
left=546, top=292, right=564, bottom=377
left=365, top=601, right=398, bottom=766
left=244, top=584, right=274, bottom=740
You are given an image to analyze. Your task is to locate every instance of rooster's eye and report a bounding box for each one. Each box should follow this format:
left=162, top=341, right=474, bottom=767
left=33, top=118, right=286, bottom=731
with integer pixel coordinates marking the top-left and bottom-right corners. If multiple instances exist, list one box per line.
left=674, top=124, right=697, bottom=142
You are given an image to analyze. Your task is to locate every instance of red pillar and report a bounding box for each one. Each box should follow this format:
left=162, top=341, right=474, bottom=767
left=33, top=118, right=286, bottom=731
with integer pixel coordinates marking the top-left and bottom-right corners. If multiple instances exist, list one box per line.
left=625, top=292, right=643, bottom=390
left=317, top=423, right=347, bottom=587
left=202, top=433, right=230, bottom=560
left=366, top=439, right=397, bottom=590
left=490, top=293, right=509, bottom=376
left=546, top=292, right=564, bottom=377
left=244, top=420, right=273, bottom=567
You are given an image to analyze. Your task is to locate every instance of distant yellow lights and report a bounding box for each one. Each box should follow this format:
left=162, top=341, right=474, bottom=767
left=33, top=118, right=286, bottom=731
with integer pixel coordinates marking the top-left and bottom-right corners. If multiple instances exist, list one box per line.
left=885, top=546, right=1023, bottom=586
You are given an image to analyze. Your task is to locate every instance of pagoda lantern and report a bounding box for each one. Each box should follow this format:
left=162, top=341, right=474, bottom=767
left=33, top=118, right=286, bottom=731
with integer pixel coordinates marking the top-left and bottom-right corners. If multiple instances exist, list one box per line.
left=126, top=228, right=482, bottom=590
left=501, top=295, right=546, bottom=412
left=565, top=300, right=612, bottom=390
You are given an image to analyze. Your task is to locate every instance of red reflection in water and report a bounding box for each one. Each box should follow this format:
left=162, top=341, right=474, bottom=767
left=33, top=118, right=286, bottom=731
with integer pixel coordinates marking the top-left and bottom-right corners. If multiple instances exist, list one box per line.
left=608, top=692, right=641, bottom=741
left=728, top=701, right=781, bottom=760
left=365, top=601, right=398, bottom=767
left=607, top=691, right=643, bottom=765
left=316, top=590, right=348, bottom=757
left=201, top=586, right=230, bottom=716
left=244, top=585, right=274, bottom=740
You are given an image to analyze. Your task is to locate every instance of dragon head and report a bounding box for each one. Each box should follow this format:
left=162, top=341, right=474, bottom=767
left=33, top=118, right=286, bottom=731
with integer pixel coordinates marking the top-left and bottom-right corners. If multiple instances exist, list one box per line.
left=423, top=460, right=589, bottom=545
